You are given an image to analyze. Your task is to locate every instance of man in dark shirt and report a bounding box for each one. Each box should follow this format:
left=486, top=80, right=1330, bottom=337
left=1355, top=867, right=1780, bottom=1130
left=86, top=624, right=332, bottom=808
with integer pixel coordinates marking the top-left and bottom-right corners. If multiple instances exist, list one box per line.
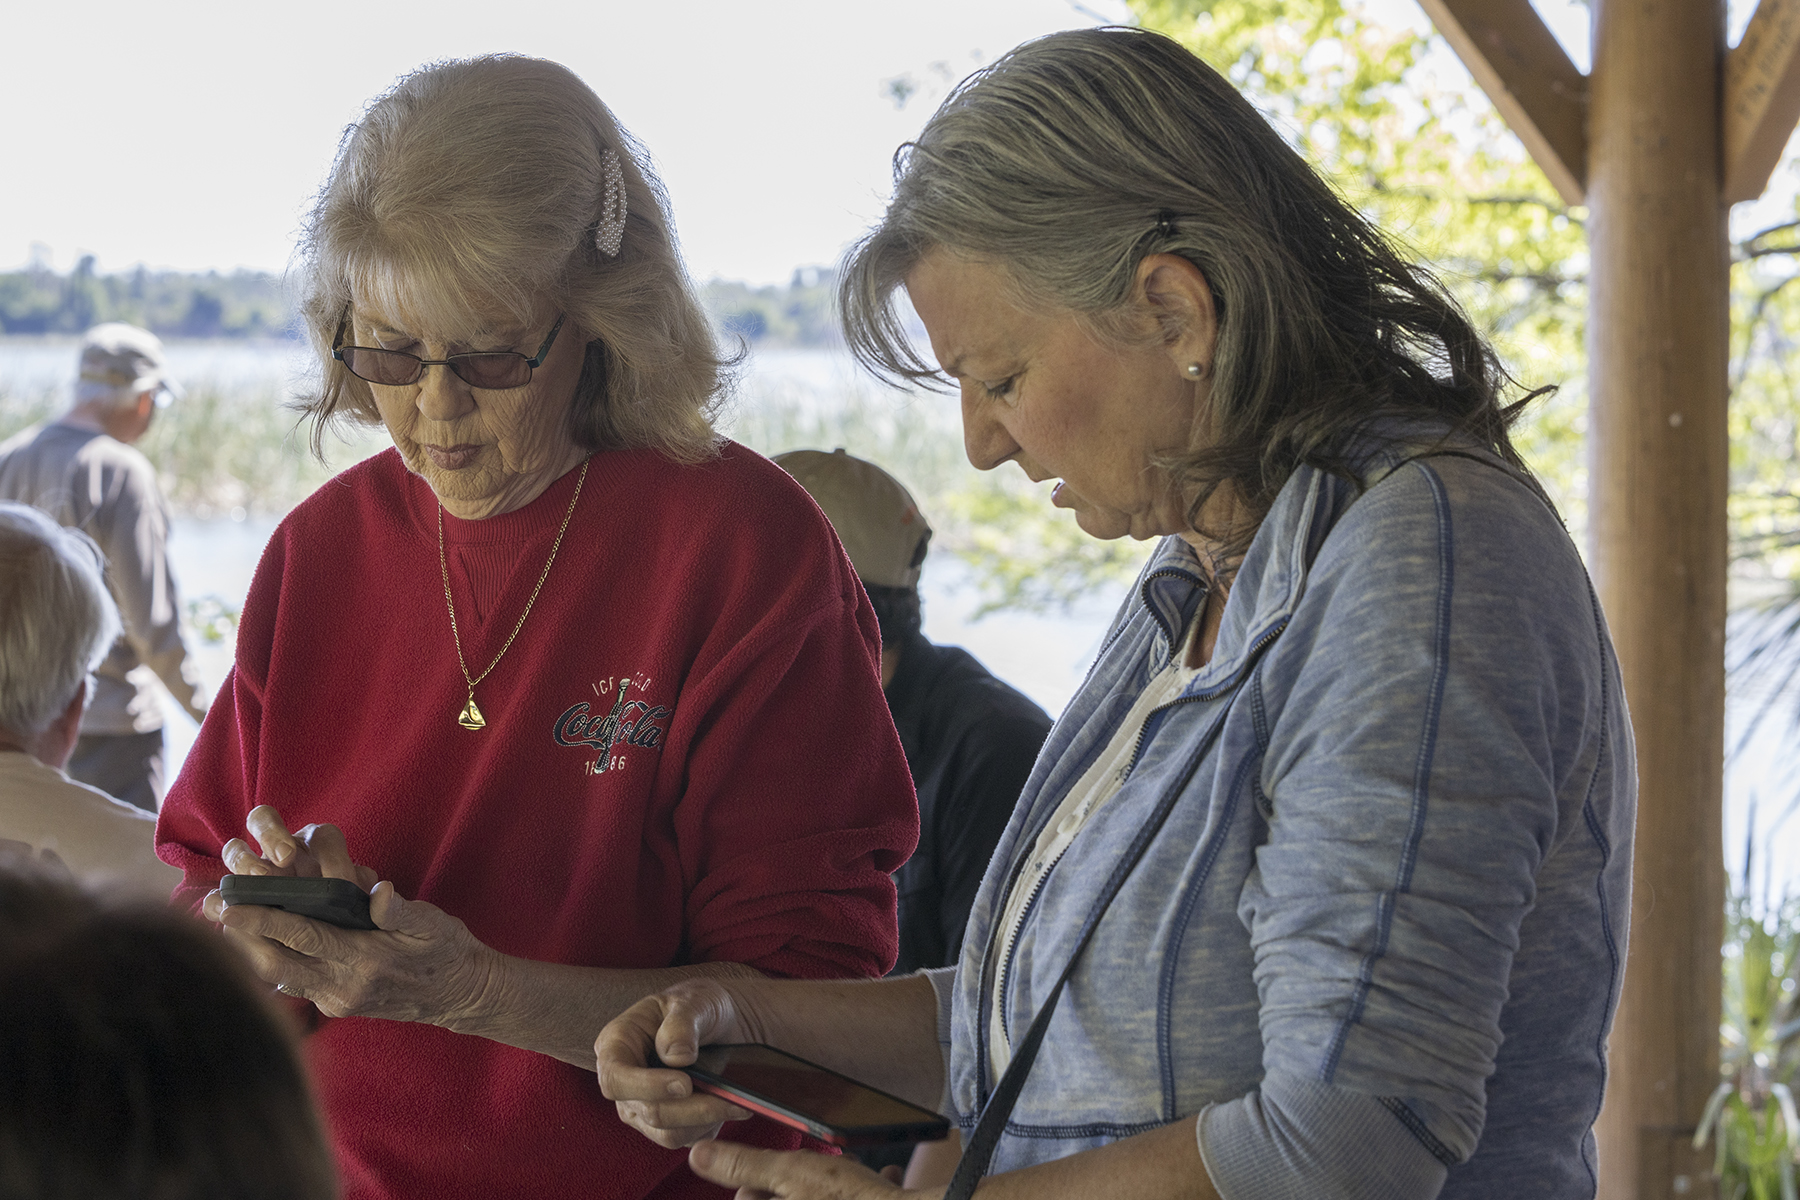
left=774, top=449, right=1053, bottom=975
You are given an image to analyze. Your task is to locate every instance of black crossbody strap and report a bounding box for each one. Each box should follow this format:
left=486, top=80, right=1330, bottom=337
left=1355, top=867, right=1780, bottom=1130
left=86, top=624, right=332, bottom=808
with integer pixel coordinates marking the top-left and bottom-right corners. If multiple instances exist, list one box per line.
left=942, top=630, right=1275, bottom=1200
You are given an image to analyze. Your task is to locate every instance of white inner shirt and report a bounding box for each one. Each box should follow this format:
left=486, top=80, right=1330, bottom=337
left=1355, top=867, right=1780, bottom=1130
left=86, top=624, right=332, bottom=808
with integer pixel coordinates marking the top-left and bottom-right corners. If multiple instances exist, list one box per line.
left=988, top=616, right=1204, bottom=1079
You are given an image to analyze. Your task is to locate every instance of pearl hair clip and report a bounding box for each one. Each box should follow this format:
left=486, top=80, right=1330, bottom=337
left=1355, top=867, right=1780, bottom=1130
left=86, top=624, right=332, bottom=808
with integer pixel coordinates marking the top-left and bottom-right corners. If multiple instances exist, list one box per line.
left=595, top=149, right=627, bottom=257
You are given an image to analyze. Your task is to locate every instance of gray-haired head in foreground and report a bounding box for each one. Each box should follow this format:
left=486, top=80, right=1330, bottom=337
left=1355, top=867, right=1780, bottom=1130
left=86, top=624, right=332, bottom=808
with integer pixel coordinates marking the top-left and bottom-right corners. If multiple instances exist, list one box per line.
left=840, top=26, right=1532, bottom=556
left=294, top=54, right=727, bottom=463
left=0, top=503, right=120, bottom=740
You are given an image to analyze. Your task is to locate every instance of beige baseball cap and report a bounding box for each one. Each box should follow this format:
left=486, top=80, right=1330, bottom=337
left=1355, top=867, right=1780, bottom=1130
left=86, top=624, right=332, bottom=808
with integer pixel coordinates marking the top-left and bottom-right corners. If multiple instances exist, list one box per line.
left=77, top=323, right=183, bottom=408
left=775, top=448, right=933, bottom=589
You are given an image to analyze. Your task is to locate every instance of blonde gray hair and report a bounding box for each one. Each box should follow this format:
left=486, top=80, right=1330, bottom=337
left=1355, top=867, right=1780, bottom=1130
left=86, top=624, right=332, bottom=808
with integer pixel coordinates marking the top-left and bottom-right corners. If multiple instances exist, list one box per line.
left=842, top=28, right=1528, bottom=555
left=0, top=503, right=120, bottom=739
left=295, top=54, right=725, bottom=461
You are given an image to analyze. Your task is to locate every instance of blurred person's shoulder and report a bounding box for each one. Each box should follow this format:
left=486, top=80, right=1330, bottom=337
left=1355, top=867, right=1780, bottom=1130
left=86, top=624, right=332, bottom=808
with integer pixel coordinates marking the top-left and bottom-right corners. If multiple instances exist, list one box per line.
left=41, top=421, right=157, bottom=474
left=0, top=420, right=149, bottom=481
left=0, top=752, right=177, bottom=900
left=891, top=635, right=1053, bottom=748
left=0, top=422, right=45, bottom=459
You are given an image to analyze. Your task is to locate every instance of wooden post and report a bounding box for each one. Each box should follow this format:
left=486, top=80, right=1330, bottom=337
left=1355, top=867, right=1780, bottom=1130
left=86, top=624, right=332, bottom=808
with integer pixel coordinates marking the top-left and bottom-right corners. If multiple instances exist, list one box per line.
left=1587, top=0, right=1730, bottom=1195
left=1415, top=0, right=1589, bottom=202
left=1725, top=0, right=1800, bottom=203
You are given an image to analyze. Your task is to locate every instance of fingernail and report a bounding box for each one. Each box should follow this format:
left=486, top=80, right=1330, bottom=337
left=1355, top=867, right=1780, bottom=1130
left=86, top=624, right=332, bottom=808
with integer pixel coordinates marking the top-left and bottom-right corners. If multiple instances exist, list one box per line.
left=272, top=844, right=291, bottom=866
left=666, top=1078, right=687, bottom=1096
left=667, top=1042, right=692, bottom=1060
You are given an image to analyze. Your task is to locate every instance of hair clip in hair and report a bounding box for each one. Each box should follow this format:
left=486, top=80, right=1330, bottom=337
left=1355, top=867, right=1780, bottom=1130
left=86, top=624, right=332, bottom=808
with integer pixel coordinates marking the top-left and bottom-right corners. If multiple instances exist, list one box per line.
left=1155, top=210, right=1178, bottom=238
left=595, top=150, right=627, bottom=257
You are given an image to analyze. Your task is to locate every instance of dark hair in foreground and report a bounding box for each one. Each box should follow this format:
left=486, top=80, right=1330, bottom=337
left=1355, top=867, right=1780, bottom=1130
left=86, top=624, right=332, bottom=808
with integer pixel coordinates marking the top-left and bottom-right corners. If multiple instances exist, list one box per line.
left=0, top=859, right=337, bottom=1200
left=841, top=27, right=1535, bottom=558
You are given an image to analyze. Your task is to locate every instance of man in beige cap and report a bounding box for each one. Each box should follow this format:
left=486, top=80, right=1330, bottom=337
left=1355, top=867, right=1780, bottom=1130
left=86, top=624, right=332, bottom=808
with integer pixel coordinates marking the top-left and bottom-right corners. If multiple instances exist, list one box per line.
left=777, top=449, right=1051, bottom=1182
left=0, top=324, right=208, bottom=811
left=774, top=449, right=1052, bottom=972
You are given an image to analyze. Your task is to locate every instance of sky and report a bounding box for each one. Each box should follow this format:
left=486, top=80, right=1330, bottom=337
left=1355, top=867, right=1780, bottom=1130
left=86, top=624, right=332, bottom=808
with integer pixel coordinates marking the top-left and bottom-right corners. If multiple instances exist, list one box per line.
left=2, top=0, right=1618, bottom=286
left=5, top=0, right=1143, bottom=285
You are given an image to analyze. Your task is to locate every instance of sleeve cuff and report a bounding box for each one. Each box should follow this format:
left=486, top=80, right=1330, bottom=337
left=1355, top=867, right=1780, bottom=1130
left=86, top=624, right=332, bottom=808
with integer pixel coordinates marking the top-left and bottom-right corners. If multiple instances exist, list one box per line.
left=1196, top=1073, right=1450, bottom=1200
left=921, top=965, right=958, bottom=1118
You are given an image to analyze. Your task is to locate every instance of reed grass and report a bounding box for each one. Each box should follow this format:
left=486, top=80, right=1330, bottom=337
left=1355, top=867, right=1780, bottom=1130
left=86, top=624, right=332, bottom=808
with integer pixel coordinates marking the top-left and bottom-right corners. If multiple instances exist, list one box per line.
left=0, top=378, right=390, bottom=519
left=720, top=375, right=1155, bottom=615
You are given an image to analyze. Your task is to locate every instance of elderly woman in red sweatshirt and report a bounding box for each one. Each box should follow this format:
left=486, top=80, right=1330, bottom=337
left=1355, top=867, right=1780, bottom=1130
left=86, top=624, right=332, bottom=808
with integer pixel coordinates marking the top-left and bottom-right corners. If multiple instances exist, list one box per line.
left=154, top=55, right=918, bottom=1200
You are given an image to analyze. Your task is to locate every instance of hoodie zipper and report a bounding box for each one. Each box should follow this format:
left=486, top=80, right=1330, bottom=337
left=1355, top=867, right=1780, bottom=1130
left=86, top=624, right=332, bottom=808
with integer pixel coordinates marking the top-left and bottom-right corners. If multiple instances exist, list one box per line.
left=993, top=851, right=1061, bottom=1053
left=1120, top=618, right=1290, bottom=779
left=987, top=615, right=1289, bottom=1067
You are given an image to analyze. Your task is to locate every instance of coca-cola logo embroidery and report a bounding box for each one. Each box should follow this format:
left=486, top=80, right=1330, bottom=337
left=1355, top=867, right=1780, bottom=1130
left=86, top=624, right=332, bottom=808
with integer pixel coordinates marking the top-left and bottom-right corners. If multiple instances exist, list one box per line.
left=553, top=675, right=673, bottom=776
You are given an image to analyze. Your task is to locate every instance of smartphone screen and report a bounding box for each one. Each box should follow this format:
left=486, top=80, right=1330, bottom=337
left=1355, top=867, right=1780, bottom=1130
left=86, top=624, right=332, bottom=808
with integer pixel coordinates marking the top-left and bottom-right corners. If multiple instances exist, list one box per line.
left=685, top=1043, right=949, bottom=1147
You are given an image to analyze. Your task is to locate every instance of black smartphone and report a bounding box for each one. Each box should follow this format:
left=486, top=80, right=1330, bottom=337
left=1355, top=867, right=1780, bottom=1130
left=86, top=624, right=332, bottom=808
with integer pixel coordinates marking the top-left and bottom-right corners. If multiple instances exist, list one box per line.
left=218, top=874, right=377, bottom=931
left=681, top=1043, right=950, bottom=1148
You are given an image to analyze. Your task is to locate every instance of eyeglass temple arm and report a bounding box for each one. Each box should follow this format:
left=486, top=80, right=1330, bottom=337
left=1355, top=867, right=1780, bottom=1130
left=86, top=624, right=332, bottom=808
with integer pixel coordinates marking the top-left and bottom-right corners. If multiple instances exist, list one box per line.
left=526, top=314, right=566, bottom=367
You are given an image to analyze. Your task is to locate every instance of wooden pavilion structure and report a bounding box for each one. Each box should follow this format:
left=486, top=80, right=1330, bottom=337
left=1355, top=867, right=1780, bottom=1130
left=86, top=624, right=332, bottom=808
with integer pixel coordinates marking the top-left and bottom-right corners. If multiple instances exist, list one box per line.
left=1412, top=0, right=1800, bottom=1194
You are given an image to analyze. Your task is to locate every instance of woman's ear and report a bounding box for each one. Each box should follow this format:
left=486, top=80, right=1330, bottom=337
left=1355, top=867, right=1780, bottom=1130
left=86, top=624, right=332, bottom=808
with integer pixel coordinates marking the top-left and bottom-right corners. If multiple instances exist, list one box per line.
left=1137, top=253, right=1219, bottom=374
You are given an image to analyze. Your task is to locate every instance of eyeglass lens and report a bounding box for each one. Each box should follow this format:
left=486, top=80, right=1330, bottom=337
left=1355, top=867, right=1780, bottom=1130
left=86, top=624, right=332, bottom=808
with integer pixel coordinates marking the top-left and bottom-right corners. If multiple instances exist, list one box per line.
left=340, top=348, right=533, bottom=390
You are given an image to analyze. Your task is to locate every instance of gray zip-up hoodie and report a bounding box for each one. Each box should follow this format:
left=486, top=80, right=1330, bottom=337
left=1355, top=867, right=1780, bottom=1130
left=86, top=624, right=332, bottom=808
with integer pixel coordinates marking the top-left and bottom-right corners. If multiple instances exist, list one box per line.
left=930, top=441, right=1635, bottom=1199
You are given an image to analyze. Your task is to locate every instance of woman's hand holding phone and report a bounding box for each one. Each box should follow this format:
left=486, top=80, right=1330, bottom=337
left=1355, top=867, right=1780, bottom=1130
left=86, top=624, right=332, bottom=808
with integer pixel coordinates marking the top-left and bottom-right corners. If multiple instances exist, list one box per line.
left=199, top=806, right=498, bottom=1028
left=596, top=980, right=759, bottom=1148
left=598, top=977, right=950, bottom=1198
left=596, top=987, right=933, bottom=1198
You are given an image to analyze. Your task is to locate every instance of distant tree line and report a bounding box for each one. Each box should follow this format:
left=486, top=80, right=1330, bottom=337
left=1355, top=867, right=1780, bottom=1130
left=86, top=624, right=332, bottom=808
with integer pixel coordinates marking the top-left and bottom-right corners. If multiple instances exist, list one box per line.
left=1, top=258, right=845, bottom=347
left=0, top=257, right=293, bottom=338
left=701, top=266, right=840, bottom=347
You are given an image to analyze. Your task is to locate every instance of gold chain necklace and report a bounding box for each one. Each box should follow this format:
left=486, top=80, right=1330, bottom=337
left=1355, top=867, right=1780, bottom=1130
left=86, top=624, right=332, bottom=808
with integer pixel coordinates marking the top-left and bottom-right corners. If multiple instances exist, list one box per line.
left=437, top=458, right=589, bottom=730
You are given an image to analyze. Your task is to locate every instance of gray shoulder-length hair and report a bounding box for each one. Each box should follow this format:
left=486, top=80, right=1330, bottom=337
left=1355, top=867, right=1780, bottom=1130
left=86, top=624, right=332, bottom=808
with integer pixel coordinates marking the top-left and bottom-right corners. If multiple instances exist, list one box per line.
left=0, top=502, right=120, bottom=740
left=842, top=27, right=1531, bottom=554
left=295, top=54, right=725, bottom=462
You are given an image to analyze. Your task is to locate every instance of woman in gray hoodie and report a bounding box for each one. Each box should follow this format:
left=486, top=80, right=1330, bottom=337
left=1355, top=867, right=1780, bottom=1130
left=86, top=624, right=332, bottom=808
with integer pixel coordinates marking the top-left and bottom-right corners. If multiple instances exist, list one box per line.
left=597, top=26, right=1633, bottom=1200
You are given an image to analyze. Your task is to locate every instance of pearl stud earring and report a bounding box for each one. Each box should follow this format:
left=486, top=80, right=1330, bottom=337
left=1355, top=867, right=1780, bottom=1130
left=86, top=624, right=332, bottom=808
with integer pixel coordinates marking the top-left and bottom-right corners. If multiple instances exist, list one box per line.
left=1184, top=363, right=1205, bottom=379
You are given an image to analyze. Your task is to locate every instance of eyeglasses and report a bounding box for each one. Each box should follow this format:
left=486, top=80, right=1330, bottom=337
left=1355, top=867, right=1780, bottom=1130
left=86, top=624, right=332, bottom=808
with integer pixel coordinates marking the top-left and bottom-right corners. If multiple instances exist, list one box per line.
left=332, top=314, right=566, bottom=390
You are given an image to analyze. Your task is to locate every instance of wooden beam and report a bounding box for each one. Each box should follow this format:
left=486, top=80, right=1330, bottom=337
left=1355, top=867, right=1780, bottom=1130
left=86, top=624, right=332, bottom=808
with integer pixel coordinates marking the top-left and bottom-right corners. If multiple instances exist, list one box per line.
left=1725, top=0, right=1800, bottom=204
left=1417, top=0, right=1589, bottom=204
left=1588, top=0, right=1730, bottom=1193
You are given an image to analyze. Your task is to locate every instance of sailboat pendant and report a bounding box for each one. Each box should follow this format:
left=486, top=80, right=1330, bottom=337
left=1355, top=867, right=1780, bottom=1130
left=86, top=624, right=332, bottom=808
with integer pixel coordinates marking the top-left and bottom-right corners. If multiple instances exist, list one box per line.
left=458, top=693, right=487, bottom=730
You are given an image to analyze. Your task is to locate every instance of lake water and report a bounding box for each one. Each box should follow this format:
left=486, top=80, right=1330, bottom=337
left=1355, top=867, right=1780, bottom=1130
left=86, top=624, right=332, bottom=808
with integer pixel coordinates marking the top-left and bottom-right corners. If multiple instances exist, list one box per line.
left=5, top=336, right=1795, bottom=897
left=0, top=336, right=314, bottom=396
left=0, top=336, right=1120, bottom=782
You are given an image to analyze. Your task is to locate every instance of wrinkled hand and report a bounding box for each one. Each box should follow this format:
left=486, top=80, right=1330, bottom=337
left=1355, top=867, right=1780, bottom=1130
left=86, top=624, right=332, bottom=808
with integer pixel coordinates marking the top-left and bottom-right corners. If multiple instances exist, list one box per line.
left=597, top=980, right=761, bottom=1147
left=201, top=805, right=379, bottom=903
left=685, top=1139, right=921, bottom=1200
left=212, top=877, right=495, bottom=1023
left=201, top=805, right=492, bottom=1024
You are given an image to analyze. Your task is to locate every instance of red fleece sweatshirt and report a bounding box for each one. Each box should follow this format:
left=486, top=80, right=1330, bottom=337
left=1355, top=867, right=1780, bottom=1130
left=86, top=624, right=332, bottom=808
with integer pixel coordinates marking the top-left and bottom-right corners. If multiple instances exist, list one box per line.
left=157, top=444, right=918, bottom=1200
